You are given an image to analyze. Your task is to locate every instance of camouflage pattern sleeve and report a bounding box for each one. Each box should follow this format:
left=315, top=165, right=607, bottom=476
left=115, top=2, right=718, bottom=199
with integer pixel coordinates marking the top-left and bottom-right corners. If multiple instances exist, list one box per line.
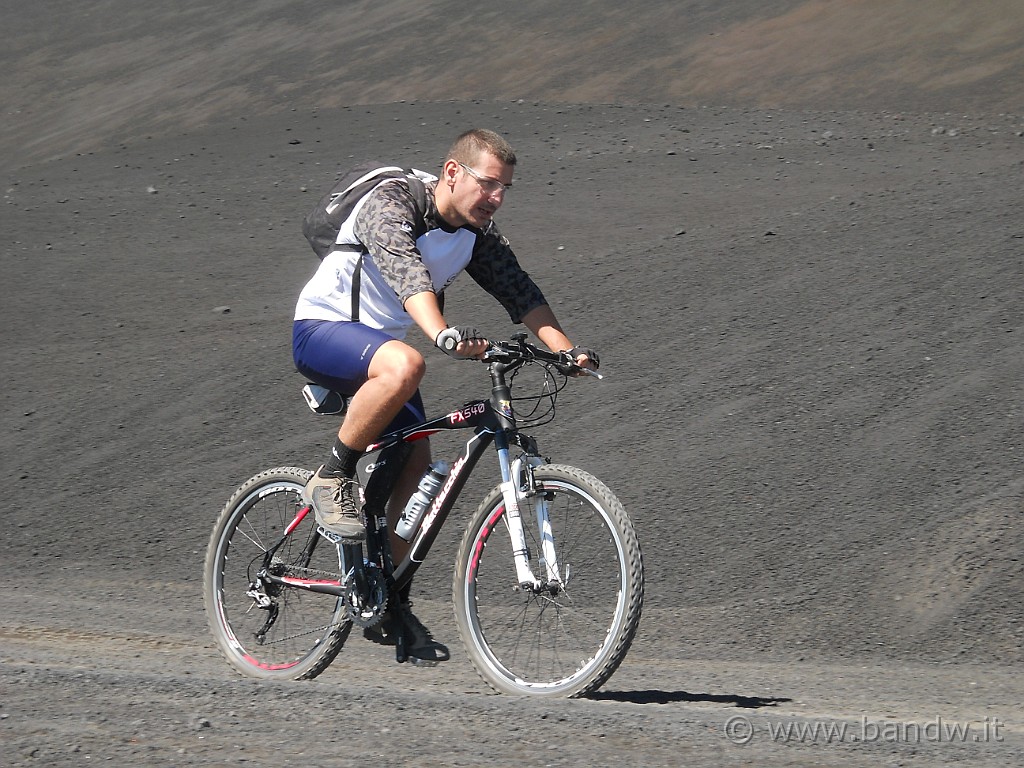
left=351, top=180, right=435, bottom=303
left=465, top=221, right=548, bottom=324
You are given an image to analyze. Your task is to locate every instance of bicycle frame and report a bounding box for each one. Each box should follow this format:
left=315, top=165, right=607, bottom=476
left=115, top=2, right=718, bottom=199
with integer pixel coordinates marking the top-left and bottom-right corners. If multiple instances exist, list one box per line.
left=256, top=353, right=559, bottom=600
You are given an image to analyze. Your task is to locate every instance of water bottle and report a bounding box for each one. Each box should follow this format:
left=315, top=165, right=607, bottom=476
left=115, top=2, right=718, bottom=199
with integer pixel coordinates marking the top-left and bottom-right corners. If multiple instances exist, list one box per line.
left=395, top=461, right=450, bottom=540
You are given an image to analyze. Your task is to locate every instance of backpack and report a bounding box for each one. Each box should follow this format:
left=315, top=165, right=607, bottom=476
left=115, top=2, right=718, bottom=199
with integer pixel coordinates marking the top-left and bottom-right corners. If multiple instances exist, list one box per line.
left=302, top=162, right=430, bottom=259
left=302, top=162, right=432, bottom=321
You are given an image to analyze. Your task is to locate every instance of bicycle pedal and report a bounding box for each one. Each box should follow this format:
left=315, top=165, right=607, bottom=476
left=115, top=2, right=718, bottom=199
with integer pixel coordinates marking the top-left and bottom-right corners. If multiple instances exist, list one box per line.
left=316, top=525, right=344, bottom=544
left=408, top=656, right=441, bottom=668
left=316, top=525, right=363, bottom=545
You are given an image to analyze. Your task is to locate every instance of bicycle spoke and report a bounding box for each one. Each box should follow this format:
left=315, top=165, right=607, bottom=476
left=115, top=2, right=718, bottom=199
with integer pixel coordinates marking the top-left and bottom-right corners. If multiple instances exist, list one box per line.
left=204, top=468, right=352, bottom=680
left=454, top=465, right=642, bottom=697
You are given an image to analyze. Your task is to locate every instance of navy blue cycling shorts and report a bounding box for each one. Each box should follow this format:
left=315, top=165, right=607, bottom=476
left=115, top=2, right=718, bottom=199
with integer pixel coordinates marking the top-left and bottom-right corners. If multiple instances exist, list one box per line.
left=292, top=319, right=425, bottom=432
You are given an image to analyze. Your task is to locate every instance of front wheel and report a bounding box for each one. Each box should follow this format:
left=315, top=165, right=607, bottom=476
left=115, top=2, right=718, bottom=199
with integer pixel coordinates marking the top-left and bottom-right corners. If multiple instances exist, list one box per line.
left=203, top=466, right=351, bottom=680
left=453, top=464, right=643, bottom=697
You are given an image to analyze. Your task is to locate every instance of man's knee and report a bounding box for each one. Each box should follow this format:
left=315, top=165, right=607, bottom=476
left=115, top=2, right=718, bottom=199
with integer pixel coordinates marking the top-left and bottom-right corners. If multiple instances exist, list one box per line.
left=373, top=342, right=426, bottom=388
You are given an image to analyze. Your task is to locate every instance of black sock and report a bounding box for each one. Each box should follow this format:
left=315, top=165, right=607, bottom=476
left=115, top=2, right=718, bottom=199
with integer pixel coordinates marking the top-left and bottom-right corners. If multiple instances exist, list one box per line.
left=323, top=437, right=361, bottom=477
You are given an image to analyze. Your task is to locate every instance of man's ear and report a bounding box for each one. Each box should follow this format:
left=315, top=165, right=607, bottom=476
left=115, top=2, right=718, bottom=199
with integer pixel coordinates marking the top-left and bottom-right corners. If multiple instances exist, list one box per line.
left=441, top=159, right=460, bottom=186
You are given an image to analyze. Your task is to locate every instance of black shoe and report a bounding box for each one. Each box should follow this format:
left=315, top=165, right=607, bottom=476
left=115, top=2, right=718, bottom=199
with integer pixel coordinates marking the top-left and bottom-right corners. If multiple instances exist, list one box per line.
left=363, top=601, right=450, bottom=663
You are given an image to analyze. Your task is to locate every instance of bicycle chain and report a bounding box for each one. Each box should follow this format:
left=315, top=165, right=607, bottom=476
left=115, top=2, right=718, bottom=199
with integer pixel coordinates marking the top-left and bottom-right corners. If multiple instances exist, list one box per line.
left=255, top=620, right=350, bottom=645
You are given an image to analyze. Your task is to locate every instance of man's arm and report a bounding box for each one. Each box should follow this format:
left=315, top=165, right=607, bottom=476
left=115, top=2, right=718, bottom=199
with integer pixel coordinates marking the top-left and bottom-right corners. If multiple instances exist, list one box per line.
left=523, top=304, right=573, bottom=352
left=353, top=181, right=435, bottom=303
left=464, top=223, right=547, bottom=324
left=523, top=304, right=598, bottom=370
left=404, top=291, right=448, bottom=343
left=405, top=291, right=488, bottom=359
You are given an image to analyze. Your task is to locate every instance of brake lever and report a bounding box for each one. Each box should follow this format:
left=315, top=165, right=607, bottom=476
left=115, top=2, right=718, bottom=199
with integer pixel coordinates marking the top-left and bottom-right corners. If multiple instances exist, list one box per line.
left=482, top=344, right=513, bottom=364
left=555, top=351, right=604, bottom=380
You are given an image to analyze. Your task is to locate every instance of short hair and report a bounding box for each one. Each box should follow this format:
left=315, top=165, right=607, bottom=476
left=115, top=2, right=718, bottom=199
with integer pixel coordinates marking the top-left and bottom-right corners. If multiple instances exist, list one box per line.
left=445, top=129, right=516, bottom=167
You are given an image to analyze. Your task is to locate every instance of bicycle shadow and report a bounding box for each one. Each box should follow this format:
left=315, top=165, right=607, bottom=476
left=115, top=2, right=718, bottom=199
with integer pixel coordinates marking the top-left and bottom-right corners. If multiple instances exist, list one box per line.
left=587, top=689, right=792, bottom=708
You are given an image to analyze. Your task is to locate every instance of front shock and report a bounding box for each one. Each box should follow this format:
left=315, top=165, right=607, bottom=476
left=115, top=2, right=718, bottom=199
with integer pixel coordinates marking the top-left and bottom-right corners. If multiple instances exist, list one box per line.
left=503, top=454, right=559, bottom=592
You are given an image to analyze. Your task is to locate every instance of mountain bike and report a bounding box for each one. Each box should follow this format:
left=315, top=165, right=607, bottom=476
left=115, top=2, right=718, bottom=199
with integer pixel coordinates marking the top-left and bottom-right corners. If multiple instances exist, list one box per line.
left=202, top=334, right=644, bottom=697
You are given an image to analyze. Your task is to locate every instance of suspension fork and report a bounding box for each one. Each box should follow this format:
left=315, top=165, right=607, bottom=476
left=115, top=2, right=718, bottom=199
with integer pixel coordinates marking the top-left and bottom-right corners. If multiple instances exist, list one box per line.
left=486, top=358, right=561, bottom=592
left=515, top=454, right=561, bottom=588
left=496, top=435, right=559, bottom=591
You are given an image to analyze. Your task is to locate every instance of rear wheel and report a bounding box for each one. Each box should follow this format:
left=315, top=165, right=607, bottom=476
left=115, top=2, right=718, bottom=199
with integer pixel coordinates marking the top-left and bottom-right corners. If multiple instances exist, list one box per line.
left=453, top=464, right=643, bottom=697
left=203, top=467, right=351, bottom=680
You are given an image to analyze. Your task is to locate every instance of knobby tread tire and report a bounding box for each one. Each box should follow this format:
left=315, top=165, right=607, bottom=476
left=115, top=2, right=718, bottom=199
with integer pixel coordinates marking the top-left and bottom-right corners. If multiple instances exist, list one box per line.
left=452, top=464, right=643, bottom=697
left=203, top=466, right=351, bottom=681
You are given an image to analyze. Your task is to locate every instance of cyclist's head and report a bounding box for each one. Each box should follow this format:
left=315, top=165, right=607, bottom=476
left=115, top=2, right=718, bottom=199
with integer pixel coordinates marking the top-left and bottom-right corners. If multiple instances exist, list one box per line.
left=437, top=129, right=515, bottom=229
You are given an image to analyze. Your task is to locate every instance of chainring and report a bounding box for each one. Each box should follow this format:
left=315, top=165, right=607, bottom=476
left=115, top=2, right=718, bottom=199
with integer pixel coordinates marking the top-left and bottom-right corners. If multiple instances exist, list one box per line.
left=343, top=563, right=388, bottom=629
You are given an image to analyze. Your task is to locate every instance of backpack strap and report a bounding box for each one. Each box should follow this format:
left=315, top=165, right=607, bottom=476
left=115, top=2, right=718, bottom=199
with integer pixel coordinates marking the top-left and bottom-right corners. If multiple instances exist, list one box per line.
left=348, top=171, right=429, bottom=324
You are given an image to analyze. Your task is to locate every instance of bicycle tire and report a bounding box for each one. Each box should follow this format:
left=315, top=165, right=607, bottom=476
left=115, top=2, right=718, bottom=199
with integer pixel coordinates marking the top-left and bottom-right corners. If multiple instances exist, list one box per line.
left=453, top=464, right=643, bottom=697
left=203, top=466, right=351, bottom=680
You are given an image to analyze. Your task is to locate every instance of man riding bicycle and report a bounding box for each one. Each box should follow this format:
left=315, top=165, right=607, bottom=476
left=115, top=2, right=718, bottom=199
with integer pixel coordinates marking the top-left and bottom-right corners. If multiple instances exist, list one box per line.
left=292, top=128, right=598, bottom=660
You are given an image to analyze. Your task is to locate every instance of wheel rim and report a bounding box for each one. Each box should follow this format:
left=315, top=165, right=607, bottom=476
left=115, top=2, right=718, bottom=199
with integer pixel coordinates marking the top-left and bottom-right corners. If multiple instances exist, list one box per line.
left=462, top=479, right=630, bottom=693
left=211, top=480, right=347, bottom=672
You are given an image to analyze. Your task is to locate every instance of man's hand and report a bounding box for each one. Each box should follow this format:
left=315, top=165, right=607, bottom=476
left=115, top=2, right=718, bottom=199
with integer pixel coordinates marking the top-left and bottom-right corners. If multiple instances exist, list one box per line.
left=435, top=326, right=488, bottom=359
left=567, top=345, right=600, bottom=371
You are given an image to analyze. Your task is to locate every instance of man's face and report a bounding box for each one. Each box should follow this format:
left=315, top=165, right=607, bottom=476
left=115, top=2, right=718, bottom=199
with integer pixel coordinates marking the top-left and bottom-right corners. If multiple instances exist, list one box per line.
left=443, top=152, right=513, bottom=228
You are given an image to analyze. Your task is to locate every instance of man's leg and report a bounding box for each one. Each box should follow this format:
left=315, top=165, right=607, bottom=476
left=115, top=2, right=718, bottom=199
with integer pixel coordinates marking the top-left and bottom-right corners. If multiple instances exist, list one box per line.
left=337, top=340, right=425, bottom=450
left=307, top=339, right=425, bottom=539
left=365, top=432, right=451, bottom=662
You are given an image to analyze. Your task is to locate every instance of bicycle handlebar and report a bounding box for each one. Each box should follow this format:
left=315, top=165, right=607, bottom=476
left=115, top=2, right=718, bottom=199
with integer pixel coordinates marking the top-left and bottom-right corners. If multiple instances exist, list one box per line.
left=483, top=335, right=604, bottom=379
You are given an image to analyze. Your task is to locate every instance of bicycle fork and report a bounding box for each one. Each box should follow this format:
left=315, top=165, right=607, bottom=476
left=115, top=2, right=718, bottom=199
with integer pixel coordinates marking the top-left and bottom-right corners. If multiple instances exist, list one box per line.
left=502, top=454, right=563, bottom=594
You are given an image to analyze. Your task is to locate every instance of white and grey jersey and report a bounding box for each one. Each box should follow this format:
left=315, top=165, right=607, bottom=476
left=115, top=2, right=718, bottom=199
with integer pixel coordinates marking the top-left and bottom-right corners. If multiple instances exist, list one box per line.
left=294, top=178, right=546, bottom=339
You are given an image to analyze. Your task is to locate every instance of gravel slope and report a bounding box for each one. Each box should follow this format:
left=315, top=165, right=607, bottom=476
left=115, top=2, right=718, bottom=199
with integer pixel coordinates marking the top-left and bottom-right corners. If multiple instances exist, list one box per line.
left=2, top=2, right=1023, bottom=765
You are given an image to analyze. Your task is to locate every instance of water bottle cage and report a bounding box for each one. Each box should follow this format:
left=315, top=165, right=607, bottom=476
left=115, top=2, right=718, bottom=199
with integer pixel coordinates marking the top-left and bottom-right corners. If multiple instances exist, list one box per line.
left=395, top=462, right=450, bottom=541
